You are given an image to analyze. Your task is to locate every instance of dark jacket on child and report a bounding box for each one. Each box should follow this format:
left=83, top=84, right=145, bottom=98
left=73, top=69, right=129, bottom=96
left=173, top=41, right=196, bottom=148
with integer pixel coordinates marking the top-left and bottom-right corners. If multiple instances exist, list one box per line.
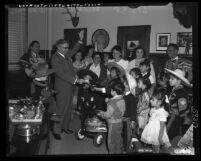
left=123, top=91, right=138, bottom=122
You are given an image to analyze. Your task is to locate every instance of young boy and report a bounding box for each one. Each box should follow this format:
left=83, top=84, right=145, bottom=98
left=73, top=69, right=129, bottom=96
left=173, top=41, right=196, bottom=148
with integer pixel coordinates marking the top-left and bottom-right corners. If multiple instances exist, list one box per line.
left=165, top=68, right=192, bottom=141
left=97, top=82, right=125, bottom=154
left=121, top=76, right=138, bottom=152
left=139, top=59, right=156, bottom=97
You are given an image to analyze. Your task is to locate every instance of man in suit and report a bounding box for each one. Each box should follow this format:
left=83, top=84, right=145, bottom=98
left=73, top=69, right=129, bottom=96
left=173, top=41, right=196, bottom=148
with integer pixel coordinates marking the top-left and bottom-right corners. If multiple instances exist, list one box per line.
left=165, top=43, right=192, bottom=83
left=50, top=30, right=84, bottom=140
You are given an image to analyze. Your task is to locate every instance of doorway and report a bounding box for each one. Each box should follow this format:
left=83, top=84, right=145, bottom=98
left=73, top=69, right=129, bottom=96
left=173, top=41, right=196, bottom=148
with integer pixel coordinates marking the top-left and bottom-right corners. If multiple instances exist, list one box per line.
left=64, top=28, right=87, bottom=52
left=117, top=25, right=151, bottom=61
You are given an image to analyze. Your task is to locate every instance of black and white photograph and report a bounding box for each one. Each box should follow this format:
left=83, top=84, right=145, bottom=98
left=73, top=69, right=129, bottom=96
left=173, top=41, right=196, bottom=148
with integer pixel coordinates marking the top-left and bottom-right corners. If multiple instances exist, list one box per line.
left=6, top=3, right=198, bottom=157
left=177, top=32, right=192, bottom=47
left=156, top=33, right=171, bottom=51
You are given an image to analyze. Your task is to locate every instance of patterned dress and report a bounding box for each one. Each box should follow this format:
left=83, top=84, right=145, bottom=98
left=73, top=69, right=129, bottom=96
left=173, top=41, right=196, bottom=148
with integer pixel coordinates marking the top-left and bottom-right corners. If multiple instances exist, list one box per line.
left=137, top=91, right=150, bottom=129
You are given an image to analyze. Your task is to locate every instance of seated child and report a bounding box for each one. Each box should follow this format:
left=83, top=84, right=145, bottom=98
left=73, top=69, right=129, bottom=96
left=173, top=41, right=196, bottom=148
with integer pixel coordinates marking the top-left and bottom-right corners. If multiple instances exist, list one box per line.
left=97, top=82, right=125, bottom=154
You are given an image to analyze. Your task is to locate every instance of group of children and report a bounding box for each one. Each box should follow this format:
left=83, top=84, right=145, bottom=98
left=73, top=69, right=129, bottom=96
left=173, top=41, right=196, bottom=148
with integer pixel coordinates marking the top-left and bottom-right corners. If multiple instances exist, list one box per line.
left=76, top=57, right=192, bottom=154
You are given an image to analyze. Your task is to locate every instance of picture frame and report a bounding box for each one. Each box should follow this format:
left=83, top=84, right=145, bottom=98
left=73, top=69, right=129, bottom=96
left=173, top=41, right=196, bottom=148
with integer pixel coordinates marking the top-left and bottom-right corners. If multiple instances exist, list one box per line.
left=91, top=29, right=110, bottom=50
left=156, top=33, right=171, bottom=51
left=177, top=32, right=192, bottom=47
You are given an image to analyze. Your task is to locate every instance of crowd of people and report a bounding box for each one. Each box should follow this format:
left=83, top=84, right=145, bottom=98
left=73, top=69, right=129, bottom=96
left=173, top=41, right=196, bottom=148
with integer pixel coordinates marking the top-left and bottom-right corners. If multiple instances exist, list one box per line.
left=19, top=30, right=193, bottom=154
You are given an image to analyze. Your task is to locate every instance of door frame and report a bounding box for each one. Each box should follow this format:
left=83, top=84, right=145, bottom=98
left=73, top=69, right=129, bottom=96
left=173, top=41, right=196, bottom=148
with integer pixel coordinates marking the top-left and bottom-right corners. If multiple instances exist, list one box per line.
left=117, top=25, right=151, bottom=58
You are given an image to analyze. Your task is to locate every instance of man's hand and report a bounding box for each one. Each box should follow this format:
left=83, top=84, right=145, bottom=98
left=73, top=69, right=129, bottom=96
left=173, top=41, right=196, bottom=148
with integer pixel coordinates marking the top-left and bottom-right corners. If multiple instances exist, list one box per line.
left=77, top=78, right=84, bottom=84
left=78, top=30, right=84, bottom=41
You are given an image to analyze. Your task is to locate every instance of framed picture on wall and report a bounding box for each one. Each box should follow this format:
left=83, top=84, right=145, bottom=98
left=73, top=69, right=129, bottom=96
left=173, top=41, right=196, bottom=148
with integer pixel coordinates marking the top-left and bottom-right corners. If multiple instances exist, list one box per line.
left=177, top=32, right=192, bottom=47
left=156, top=33, right=171, bottom=51
left=91, top=29, right=110, bottom=51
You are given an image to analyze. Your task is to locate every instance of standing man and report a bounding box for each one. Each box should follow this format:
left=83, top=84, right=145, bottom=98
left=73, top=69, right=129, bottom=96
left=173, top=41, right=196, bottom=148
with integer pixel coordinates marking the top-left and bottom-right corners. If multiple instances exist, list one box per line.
left=165, top=43, right=192, bottom=83
left=50, top=30, right=84, bottom=140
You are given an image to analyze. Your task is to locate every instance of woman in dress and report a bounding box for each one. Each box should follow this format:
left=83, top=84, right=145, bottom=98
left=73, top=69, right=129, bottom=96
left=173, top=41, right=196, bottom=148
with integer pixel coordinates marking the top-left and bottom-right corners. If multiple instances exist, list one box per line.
left=83, top=45, right=95, bottom=67
left=72, top=50, right=86, bottom=116
left=127, top=47, right=156, bottom=84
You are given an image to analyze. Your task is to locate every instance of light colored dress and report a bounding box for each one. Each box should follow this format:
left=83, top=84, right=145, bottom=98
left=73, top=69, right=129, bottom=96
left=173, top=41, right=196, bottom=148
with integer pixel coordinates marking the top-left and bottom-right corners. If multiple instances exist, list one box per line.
left=141, top=107, right=171, bottom=147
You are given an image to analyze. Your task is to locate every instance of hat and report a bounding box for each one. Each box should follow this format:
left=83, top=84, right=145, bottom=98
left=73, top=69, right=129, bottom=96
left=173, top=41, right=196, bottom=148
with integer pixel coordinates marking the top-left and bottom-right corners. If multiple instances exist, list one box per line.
left=164, top=68, right=192, bottom=87
left=107, top=62, right=125, bottom=77
left=34, top=63, right=55, bottom=78
left=77, top=69, right=98, bottom=83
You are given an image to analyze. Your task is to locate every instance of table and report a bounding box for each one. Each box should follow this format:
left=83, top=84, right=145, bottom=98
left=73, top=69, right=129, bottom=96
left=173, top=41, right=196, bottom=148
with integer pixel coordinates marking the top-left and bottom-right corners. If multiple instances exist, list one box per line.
left=9, top=106, right=50, bottom=156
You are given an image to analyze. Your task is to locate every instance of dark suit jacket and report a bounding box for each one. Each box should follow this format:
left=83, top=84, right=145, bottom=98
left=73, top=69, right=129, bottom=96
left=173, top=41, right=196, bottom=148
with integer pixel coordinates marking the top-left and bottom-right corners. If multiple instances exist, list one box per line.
left=123, top=93, right=137, bottom=122
left=50, top=42, right=82, bottom=115
left=51, top=43, right=82, bottom=88
left=86, top=63, right=107, bottom=87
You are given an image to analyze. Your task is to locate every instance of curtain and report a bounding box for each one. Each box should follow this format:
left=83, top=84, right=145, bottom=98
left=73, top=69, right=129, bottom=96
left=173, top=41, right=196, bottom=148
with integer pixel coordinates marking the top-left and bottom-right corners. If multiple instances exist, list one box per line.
left=8, top=8, right=28, bottom=71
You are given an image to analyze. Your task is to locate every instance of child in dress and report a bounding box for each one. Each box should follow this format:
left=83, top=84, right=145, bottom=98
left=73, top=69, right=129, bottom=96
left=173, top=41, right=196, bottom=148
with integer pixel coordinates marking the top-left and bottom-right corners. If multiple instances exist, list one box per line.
left=140, top=88, right=171, bottom=153
left=137, top=77, right=151, bottom=134
left=97, top=82, right=126, bottom=154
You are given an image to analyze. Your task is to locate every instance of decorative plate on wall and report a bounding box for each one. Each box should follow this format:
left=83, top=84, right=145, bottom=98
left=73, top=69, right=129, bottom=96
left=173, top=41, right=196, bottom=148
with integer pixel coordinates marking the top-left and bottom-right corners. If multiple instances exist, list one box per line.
left=91, top=29, right=110, bottom=49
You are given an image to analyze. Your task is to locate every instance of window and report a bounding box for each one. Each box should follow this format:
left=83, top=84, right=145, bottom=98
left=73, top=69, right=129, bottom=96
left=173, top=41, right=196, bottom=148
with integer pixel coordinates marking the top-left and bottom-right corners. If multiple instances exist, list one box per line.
left=8, top=8, right=27, bottom=70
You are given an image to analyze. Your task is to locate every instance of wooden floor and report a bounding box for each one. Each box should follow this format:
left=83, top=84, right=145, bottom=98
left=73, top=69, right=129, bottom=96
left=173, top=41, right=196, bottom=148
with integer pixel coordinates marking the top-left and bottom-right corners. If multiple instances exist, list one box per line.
left=45, top=114, right=108, bottom=155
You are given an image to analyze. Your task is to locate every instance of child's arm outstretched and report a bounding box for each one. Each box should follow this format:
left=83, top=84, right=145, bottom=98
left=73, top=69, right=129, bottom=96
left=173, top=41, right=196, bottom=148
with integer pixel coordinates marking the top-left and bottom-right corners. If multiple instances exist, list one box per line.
left=98, top=105, right=114, bottom=119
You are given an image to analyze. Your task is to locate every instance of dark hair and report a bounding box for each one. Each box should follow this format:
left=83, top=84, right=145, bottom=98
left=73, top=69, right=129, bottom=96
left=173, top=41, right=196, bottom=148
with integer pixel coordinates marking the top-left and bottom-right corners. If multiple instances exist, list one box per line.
left=140, top=58, right=151, bottom=68
left=28, top=41, right=40, bottom=52
left=138, top=77, right=151, bottom=90
left=72, top=50, right=83, bottom=62
left=56, top=39, right=67, bottom=46
left=167, top=43, right=179, bottom=51
left=158, top=70, right=170, bottom=81
left=110, top=82, right=125, bottom=95
left=151, top=88, right=167, bottom=106
left=110, top=67, right=121, bottom=78
left=84, top=45, right=95, bottom=57
left=92, top=52, right=101, bottom=59
left=111, top=45, right=122, bottom=54
left=134, top=46, right=146, bottom=58
left=130, top=67, right=142, bottom=78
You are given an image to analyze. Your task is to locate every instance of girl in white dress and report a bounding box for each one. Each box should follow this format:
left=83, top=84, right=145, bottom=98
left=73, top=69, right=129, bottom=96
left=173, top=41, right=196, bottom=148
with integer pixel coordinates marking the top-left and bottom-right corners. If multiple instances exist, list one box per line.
left=140, top=88, right=171, bottom=153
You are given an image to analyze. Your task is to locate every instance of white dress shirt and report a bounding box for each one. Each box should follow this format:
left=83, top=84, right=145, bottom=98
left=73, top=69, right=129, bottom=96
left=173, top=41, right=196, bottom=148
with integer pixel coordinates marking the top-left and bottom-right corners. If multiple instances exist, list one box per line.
left=89, top=63, right=101, bottom=77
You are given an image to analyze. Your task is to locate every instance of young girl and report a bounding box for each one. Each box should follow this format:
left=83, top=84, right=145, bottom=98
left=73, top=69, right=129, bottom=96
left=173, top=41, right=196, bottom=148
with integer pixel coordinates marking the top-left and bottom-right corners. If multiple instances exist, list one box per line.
left=130, top=67, right=142, bottom=96
left=140, top=88, right=171, bottom=153
left=137, top=77, right=151, bottom=133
